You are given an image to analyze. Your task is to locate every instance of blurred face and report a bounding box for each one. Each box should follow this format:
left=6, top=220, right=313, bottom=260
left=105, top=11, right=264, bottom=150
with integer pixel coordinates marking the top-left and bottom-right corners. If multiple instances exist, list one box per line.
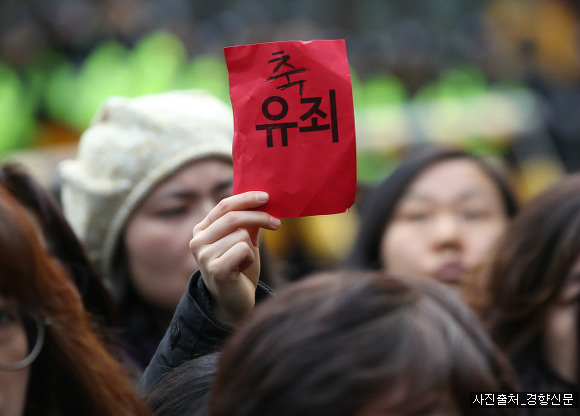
left=124, top=159, right=233, bottom=312
left=0, top=298, right=30, bottom=416
left=542, top=256, right=580, bottom=384
left=380, top=159, right=508, bottom=285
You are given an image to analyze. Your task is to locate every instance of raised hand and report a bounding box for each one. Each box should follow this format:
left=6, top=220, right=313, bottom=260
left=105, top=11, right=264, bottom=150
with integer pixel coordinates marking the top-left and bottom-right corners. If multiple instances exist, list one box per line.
left=189, top=191, right=281, bottom=326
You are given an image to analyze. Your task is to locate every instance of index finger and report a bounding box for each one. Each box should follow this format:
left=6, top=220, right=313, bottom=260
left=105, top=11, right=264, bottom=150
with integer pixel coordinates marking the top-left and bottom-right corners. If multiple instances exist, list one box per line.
left=195, top=191, right=270, bottom=232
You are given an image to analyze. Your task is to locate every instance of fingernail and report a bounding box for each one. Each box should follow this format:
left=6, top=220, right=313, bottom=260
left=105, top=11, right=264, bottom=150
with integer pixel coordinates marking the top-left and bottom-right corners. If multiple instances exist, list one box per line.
left=270, top=217, right=281, bottom=228
left=256, top=192, right=269, bottom=202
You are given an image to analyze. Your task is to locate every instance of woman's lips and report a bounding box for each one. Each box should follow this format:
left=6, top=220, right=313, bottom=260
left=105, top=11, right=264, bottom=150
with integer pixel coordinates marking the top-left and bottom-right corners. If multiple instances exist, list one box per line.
left=435, top=262, right=465, bottom=284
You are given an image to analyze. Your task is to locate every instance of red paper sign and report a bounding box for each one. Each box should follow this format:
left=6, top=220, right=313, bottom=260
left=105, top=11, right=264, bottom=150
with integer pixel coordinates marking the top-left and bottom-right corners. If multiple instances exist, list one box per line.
left=224, top=39, right=356, bottom=218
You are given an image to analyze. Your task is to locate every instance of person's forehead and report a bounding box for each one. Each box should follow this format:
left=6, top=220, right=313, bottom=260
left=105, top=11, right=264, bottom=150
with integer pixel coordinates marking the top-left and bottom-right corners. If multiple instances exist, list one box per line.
left=149, top=160, right=233, bottom=198
left=403, top=159, right=500, bottom=200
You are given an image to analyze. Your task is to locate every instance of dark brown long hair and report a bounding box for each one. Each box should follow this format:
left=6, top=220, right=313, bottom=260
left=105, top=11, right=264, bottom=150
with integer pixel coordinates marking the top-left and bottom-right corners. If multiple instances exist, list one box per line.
left=481, top=174, right=580, bottom=386
left=0, top=162, right=117, bottom=330
left=210, top=271, right=518, bottom=416
left=0, top=185, right=151, bottom=415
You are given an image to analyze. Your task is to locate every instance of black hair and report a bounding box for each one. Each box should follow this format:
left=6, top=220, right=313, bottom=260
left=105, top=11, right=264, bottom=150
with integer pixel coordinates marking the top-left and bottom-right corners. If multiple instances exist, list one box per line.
left=145, top=352, right=220, bottom=416
left=211, top=271, right=519, bottom=416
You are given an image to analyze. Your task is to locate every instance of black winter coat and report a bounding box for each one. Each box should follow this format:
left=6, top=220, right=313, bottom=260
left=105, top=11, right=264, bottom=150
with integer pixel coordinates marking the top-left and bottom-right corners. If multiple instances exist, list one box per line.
left=138, top=270, right=274, bottom=394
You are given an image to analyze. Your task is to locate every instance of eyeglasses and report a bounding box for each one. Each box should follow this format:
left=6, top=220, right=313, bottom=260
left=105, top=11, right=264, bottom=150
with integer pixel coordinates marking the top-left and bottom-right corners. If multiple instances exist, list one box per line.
left=0, top=307, right=48, bottom=371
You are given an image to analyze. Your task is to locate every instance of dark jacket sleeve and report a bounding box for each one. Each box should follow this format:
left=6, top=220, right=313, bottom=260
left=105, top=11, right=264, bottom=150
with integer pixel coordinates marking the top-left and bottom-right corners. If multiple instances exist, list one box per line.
left=138, top=270, right=274, bottom=394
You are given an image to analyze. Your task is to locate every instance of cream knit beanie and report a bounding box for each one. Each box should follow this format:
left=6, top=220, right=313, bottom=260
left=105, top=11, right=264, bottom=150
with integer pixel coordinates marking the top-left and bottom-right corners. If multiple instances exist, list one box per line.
left=59, top=89, right=233, bottom=281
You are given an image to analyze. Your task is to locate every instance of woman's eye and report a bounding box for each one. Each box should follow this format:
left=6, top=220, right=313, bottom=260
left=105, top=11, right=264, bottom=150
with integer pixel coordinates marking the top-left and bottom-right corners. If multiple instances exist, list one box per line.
left=157, top=207, right=188, bottom=218
left=214, top=191, right=232, bottom=205
left=460, top=210, right=489, bottom=220
left=401, top=211, right=430, bottom=222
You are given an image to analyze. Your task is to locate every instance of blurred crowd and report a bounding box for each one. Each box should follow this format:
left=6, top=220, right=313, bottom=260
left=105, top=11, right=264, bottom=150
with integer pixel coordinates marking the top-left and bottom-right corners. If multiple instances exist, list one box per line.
left=1, top=0, right=579, bottom=174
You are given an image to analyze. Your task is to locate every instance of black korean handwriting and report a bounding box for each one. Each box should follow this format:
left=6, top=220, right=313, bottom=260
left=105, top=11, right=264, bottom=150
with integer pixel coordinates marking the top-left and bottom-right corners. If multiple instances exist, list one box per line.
left=255, top=90, right=339, bottom=148
left=256, top=96, right=298, bottom=147
left=299, top=90, right=338, bottom=142
left=266, top=51, right=309, bottom=96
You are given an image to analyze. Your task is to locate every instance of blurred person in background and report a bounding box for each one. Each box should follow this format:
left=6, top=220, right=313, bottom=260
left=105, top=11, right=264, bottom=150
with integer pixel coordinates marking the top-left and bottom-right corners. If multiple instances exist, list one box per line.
left=346, top=144, right=519, bottom=289
left=209, top=270, right=519, bottom=416
left=58, top=89, right=238, bottom=376
left=0, top=184, right=151, bottom=416
left=478, top=174, right=580, bottom=415
left=139, top=190, right=280, bottom=393
left=0, top=162, right=118, bottom=341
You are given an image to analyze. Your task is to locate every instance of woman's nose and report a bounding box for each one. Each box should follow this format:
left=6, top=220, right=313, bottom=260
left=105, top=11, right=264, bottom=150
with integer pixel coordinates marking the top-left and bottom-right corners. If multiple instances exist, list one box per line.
left=432, top=213, right=461, bottom=248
